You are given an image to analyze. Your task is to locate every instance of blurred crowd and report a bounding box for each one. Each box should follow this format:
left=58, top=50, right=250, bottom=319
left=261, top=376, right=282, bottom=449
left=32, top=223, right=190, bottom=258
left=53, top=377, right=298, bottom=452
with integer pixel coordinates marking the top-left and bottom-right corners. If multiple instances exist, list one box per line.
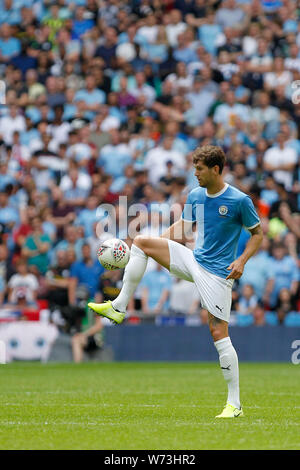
left=0, top=0, right=299, bottom=330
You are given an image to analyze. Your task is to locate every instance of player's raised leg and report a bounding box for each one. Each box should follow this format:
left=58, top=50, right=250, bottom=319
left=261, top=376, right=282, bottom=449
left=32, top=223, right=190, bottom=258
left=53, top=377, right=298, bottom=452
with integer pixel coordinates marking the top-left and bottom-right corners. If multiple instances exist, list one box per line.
left=207, top=313, right=243, bottom=418
left=88, top=236, right=170, bottom=323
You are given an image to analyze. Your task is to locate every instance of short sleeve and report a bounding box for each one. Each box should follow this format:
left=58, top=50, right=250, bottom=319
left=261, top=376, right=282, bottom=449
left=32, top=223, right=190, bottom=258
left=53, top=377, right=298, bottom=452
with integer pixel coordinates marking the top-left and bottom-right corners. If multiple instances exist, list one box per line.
left=181, top=192, right=196, bottom=222
left=240, top=196, right=260, bottom=230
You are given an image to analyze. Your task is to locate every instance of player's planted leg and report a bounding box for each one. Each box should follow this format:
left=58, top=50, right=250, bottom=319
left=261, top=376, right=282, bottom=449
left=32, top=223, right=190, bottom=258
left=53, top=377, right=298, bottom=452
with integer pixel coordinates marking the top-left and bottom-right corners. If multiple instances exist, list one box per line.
left=207, top=313, right=243, bottom=418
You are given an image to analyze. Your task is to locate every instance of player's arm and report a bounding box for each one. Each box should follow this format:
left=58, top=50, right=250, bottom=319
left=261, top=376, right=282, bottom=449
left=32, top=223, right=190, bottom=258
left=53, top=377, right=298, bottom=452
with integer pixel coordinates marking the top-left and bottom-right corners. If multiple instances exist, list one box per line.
left=161, top=218, right=194, bottom=243
left=226, top=224, right=263, bottom=280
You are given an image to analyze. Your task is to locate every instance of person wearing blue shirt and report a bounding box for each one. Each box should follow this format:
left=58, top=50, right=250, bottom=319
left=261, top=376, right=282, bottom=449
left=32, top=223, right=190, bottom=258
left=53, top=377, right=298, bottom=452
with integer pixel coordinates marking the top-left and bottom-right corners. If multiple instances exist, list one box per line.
left=173, top=33, right=198, bottom=64
left=268, top=243, right=299, bottom=308
left=74, top=76, right=106, bottom=121
left=71, top=6, right=94, bottom=39
left=198, top=11, right=222, bottom=56
left=0, top=1, right=21, bottom=25
left=88, top=145, right=263, bottom=418
left=239, top=238, right=274, bottom=301
left=0, top=23, right=21, bottom=61
left=75, top=195, right=106, bottom=238
left=140, top=264, right=172, bottom=313
left=0, top=190, right=19, bottom=232
left=71, top=243, right=104, bottom=299
left=10, top=44, right=37, bottom=77
left=97, top=131, right=133, bottom=179
left=52, top=225, right=85, bottom=265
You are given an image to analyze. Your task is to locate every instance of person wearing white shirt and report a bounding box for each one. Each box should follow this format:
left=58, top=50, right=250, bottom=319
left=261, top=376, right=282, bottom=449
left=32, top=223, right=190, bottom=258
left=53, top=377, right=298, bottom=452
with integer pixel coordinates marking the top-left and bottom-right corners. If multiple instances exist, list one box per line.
left=165, top=9, right=187, bottom=47
left=263, top=131, right=298, bottom=191
left=137, top=13, right=158, bottom=44
left=242, top=22, right=260, bottom=58
left=100, top=115, right=120, bottom=132
left=169, top=278, right=201, bottom=314
left=165, top=61, right=194, bottom=95
left=60, top=165, right=92, bottom=193
left=144, top=136, right=185, bottom=186
left=130, top=71, right=156, bottom=107
left=284, top=44, right=300, bottom=73
left=8, top=259, right=39, bottom=305
left=264, top=56, right=293, bottom=91
left=0, top=105, right=26, bottom=145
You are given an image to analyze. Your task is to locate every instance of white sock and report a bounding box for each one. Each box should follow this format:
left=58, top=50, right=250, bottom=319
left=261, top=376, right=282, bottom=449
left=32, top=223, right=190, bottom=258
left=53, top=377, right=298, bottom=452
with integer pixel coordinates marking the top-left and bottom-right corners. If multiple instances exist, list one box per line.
left=214, top=337, right=240, bottom=409
left=112, top=244, right=148, bottom=313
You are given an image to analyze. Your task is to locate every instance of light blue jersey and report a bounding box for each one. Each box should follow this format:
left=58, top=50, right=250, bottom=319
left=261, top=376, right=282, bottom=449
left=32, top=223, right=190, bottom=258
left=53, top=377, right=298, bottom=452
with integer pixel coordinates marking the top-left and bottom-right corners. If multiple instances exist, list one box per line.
left=182, top=184, right=260, bottom=279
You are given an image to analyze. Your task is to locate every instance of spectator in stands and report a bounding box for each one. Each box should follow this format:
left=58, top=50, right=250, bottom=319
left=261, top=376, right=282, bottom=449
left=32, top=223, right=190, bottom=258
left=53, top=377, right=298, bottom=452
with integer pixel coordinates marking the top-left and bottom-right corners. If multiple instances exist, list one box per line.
left=97, top=129, right=133, bottom=179
left=53, top=224, right=84, bottom=264
left=263, top=130, right=298, bottom=191
left=185, top=75, right=216, bottom=125
left=22, top=216, right=51, bottom=275
left=74, top=76, right=106, bottom=121
left=236, top=284, right=258, bottom=316
left=0, top=23, right=21, bottom=62
left=253, top=302, right=266, bottom=326
left=7, top=258, right=39, bottom=307
left=169, top=278, right=200, bottom=315
left=275, top=288, right=295, bottom=324
left=215, top=0, right=246, bottom=30
left=44, top=249, right=76, bottom=309
left=59, top=164, right=92, bottom=206
left=95, top=26, right=118, bottom=67
left=239, top=237, right=274, bottom=302
left=140, top=263, right=172, bottom=314
left=0, top=104, right=26, bottom=145
left=71, top=314, right=103, bottom=363
left=144, top=135, right=185, bottom=185
left=268, top=242, right=299, bottom=308
left=213, top=89, right=250, bottom=131
left=0, top=243, right=10, bottom=305
left=70, top=243, right=105, bottom=301
left=0, top=189, right=20, bottom=236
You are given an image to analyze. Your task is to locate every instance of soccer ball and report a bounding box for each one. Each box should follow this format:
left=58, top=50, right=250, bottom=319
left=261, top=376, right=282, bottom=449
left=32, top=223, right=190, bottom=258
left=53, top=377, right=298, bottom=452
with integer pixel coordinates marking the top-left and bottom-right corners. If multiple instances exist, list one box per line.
left=97, top=238, right=130, bottom=270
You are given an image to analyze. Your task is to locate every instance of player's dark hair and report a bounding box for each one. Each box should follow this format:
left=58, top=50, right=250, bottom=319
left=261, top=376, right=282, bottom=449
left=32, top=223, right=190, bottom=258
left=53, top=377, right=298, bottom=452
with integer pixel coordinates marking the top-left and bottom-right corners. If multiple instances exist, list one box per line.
left=192, top=145, right=226, bottom=174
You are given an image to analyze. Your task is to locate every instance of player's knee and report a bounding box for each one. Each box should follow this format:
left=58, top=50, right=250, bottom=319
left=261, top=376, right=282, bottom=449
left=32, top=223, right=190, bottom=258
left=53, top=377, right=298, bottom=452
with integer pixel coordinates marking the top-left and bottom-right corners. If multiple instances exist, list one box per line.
left=133, top=235, right=150, bottom=254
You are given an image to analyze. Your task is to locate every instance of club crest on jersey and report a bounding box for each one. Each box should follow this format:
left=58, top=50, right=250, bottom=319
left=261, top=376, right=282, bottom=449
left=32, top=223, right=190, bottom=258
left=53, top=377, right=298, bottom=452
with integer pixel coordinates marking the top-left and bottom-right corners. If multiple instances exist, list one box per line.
left=219, top=205, right=228, bottom=216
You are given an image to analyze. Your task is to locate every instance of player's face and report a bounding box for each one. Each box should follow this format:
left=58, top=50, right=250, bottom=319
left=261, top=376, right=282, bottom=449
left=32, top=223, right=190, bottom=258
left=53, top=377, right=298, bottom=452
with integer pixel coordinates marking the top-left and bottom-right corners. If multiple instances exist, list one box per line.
left=194, top=161, right=216, bottom=187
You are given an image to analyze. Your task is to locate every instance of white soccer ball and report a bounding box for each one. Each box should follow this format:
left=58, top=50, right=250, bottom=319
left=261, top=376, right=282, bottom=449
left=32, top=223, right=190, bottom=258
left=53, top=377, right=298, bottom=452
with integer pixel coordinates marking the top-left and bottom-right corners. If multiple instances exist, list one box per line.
left=97, top=238, right=130, bottom=270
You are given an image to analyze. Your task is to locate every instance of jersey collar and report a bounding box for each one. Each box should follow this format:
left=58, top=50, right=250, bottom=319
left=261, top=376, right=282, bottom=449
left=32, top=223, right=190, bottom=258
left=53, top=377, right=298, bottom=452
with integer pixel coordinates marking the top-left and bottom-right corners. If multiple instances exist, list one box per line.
left=205, top=183, right=229, bottom=198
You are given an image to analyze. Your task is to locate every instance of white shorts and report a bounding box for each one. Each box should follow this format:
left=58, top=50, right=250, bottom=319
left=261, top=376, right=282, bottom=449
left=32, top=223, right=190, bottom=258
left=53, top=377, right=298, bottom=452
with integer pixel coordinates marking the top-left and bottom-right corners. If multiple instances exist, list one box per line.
left=168, top=240, right=234, bottom=322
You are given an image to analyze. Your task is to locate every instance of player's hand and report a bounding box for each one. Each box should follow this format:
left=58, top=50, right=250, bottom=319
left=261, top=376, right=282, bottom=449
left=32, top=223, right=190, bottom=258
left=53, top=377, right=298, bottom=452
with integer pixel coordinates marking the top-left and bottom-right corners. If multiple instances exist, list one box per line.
left=226, top=259, right=245, bottom=280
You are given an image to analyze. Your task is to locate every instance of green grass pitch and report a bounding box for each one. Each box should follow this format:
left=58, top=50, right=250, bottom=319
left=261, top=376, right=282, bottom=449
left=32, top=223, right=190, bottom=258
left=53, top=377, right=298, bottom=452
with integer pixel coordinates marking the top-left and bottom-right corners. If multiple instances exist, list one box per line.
left=0, top=362, right=299, bottom=450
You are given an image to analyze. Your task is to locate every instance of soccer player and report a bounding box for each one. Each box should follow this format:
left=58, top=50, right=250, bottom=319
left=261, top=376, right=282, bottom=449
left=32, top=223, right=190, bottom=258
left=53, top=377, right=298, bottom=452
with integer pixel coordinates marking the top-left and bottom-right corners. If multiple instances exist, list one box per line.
left=88, top=145, right=263, bottom=418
